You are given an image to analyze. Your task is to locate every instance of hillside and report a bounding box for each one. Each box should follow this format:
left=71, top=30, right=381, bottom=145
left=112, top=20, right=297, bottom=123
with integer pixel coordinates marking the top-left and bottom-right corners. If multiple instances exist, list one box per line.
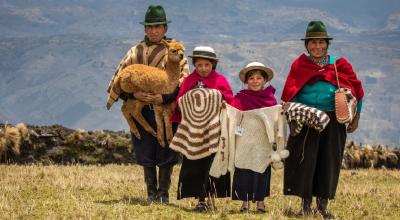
left=0, top=0, right=400, bottom=146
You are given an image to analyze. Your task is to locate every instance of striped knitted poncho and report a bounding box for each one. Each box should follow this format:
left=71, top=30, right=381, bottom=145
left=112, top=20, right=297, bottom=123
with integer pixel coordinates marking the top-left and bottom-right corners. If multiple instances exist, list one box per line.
left=169, top=88, right=223, bottom=160
left=283, top=102, right=330, bottom=136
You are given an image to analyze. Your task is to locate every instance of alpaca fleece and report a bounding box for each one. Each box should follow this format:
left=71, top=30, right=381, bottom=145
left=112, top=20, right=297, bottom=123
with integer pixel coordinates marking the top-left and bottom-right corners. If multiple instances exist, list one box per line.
left=106, top=41, right=187, bottom=147
left=107, top=39, right=189, bottom=95
left=169, top=88, right=223, bottom=160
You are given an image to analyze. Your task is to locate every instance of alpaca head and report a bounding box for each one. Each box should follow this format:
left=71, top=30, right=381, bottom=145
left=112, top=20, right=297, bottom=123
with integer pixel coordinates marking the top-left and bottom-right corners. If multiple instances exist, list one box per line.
left=162, top=40, right=185, bottom=63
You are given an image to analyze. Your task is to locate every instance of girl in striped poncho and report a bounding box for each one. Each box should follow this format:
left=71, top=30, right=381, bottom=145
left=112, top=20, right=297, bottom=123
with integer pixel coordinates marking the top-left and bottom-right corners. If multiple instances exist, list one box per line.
left=171, top=46, right=233, bottom=212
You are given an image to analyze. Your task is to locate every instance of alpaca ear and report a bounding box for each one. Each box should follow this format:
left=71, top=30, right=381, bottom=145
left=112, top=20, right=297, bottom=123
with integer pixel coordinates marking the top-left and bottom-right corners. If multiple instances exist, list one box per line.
left=179, top=41, right=185, bottom=51
left=161, top=39, right=169, bottom=48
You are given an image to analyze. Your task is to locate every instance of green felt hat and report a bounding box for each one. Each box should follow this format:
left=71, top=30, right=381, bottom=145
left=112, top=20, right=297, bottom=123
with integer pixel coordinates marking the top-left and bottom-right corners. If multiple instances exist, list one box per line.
left=301, top=21, right=333, bottom=40
left=140, top=5, right=171, bottom=26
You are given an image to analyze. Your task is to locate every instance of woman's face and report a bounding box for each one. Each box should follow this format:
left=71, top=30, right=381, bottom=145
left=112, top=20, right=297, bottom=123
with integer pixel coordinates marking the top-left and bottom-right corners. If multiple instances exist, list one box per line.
left=194, top=58, right=213, bottom=77
left=246, top=70, right=267, bottom=92
left=307, top=39, right=328, bottom=59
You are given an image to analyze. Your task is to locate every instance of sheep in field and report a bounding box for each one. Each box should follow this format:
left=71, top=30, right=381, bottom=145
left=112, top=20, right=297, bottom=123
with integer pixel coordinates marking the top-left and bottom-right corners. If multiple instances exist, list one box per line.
left=106, top=40, right=185, bottom=147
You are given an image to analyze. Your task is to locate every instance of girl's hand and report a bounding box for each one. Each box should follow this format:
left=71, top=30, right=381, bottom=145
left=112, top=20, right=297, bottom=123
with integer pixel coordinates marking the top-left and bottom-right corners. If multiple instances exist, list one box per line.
left=220, top=100, right=226, bottom=108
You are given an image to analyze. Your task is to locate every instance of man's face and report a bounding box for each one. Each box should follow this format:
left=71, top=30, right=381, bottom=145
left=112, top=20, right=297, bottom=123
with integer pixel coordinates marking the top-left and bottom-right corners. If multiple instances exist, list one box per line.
left=145, top=24, right=167, bottom=43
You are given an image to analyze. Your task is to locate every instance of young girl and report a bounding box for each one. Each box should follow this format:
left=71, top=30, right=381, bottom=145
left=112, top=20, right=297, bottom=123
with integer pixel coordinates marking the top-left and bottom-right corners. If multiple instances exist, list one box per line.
left=171, top=46, right=233, bottom=211
left=231, top=62, right=277, bottom=213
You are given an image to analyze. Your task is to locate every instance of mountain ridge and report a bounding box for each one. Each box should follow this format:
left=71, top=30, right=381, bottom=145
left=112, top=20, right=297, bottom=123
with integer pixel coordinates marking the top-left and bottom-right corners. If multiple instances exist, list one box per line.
left=1, top=0, right=399, bottom=146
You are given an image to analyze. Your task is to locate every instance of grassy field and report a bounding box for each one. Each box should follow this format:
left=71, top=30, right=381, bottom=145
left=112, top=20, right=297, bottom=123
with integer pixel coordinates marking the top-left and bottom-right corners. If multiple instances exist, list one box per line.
left=1, top=164, right=399, bottom=220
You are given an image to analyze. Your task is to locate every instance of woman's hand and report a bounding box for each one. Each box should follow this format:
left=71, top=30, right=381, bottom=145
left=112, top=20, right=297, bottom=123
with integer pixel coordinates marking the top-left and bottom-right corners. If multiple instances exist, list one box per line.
left=347, top=112, right=360, bottom=133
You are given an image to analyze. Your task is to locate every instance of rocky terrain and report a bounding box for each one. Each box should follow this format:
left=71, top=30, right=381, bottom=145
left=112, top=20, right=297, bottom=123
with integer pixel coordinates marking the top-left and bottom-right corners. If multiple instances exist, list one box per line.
left=0, top=123, right=134, bottom=164
left=1, top=123, right=399, bottom=169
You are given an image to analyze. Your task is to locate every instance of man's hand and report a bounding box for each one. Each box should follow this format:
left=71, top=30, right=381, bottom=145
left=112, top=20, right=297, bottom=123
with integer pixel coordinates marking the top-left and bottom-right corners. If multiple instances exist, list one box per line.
left=134, top=92, right=163, bottom=104
left=133, top=91, right=150, bottom=102
left=347, top=112, right=360, bottom=133
left=147, top=94, right=163, bottom=105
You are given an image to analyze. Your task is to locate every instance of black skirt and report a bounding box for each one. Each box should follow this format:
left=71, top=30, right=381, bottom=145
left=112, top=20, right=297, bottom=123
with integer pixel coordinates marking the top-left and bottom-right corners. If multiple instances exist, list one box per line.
left=283, top=111, right=346, bottom=199
left=131, top=105, right=180, bottom=168
left=177, top=154, right=231, bottom=200
left=232, top=166, right=271, bottom=202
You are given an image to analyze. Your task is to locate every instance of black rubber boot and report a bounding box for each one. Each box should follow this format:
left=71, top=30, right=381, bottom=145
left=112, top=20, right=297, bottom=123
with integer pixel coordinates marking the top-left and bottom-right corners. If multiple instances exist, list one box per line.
left=144, top=166, right=158, bottom=203
left=302, top=197, right=313, bottom=216
left=317, top=197, right=334, bottom=219
left=157, top=166, right=173, bottom=204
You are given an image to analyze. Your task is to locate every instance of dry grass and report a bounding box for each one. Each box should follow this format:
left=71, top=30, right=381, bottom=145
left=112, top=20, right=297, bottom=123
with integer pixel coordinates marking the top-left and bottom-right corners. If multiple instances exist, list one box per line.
left=0, top=125, right=22, bottom=160
left=0, top=165, right=399, bottom=220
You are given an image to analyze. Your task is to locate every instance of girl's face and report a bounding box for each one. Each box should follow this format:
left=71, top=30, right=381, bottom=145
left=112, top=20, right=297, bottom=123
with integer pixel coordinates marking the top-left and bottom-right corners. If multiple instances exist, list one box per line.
left=307, top=39, right=328, bottom=59
left=246, top=70, right=267, bottom=91
left=194, top=58, right=213, bottom=77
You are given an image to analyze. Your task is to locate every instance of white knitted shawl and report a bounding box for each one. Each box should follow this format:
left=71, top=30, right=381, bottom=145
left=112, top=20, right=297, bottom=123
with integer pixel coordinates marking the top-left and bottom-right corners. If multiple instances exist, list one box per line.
left=169, top=88, right=223, bottom=160
left=209, top=104, right=288, bottom=177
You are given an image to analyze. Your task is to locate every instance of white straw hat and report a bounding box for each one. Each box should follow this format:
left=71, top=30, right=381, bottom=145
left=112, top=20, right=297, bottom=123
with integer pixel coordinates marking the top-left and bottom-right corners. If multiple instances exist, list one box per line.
left=239, top=62, right=274, bottom=83
left=188, top=46, right=218, bottom=61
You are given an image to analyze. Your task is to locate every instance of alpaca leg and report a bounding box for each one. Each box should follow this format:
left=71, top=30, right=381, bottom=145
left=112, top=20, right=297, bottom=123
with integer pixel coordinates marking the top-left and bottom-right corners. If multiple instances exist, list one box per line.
left=121, top=101, right=141, bottom=139
left=154, top=106, right=166, bottom=147
left=132, top=101, right=157, bottom=137
left=163, top=104, right=174, bottom=144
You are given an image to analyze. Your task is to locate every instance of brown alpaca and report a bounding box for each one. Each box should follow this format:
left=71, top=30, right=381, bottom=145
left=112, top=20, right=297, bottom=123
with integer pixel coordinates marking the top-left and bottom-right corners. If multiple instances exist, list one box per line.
left=106, top=40, right=185, bottom=147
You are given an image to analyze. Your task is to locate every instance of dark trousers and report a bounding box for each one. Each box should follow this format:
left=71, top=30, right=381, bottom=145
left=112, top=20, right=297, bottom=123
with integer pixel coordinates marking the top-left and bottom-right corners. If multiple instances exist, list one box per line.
left=284, top=111, right=346, bottom=199
left=131, top=105, right=179, bottom=168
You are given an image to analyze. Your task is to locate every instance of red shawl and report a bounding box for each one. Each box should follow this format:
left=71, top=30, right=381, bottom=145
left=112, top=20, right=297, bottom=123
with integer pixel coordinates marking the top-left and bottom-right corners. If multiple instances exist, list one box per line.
left=233, top=85, right=277, bottom=111
left=171, top=70, right=234, bottom=122
left=281, top=54, right=364, bottom=102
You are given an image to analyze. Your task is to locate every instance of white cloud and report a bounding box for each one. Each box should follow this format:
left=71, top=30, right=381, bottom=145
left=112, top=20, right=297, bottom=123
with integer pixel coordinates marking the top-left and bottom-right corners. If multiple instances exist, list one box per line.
left=10, top=7, right=54, bottom=24
left=382, top=13, right=400, bottom=31
left=264, top=7, right=364, bottom=33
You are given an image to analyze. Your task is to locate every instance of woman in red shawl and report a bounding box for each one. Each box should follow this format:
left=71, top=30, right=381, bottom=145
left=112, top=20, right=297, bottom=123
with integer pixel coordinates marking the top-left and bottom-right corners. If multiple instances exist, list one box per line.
left=171, top=46, right=233, bottom=212
left=281, top=21, right=364, bottom=218
left=231, top=62, right=277, bottom=213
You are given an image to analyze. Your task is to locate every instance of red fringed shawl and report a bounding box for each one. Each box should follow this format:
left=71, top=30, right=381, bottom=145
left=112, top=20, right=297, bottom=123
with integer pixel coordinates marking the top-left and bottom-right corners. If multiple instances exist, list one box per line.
left=171, top=70, right=234, bottom=122
left=281, top=54, right=364, bottom=102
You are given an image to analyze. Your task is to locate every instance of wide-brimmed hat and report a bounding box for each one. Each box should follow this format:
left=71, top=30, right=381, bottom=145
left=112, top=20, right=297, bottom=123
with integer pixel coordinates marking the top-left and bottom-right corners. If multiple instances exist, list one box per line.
left=140, top=5, right=171, bottom=26
left=301, top=20, right=333, bottom=40
left=188, top=46, right=218, bottom=61
left=239, top=62, right=274, bottom=83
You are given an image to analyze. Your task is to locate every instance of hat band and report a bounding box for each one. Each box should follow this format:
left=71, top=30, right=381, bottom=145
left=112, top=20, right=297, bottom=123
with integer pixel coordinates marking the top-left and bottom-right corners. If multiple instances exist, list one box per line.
left=192, top=51, right=216, bottom=58
left=305, top=32, right=330, bottom=38
left=145, top=16, right=167, bottom=23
